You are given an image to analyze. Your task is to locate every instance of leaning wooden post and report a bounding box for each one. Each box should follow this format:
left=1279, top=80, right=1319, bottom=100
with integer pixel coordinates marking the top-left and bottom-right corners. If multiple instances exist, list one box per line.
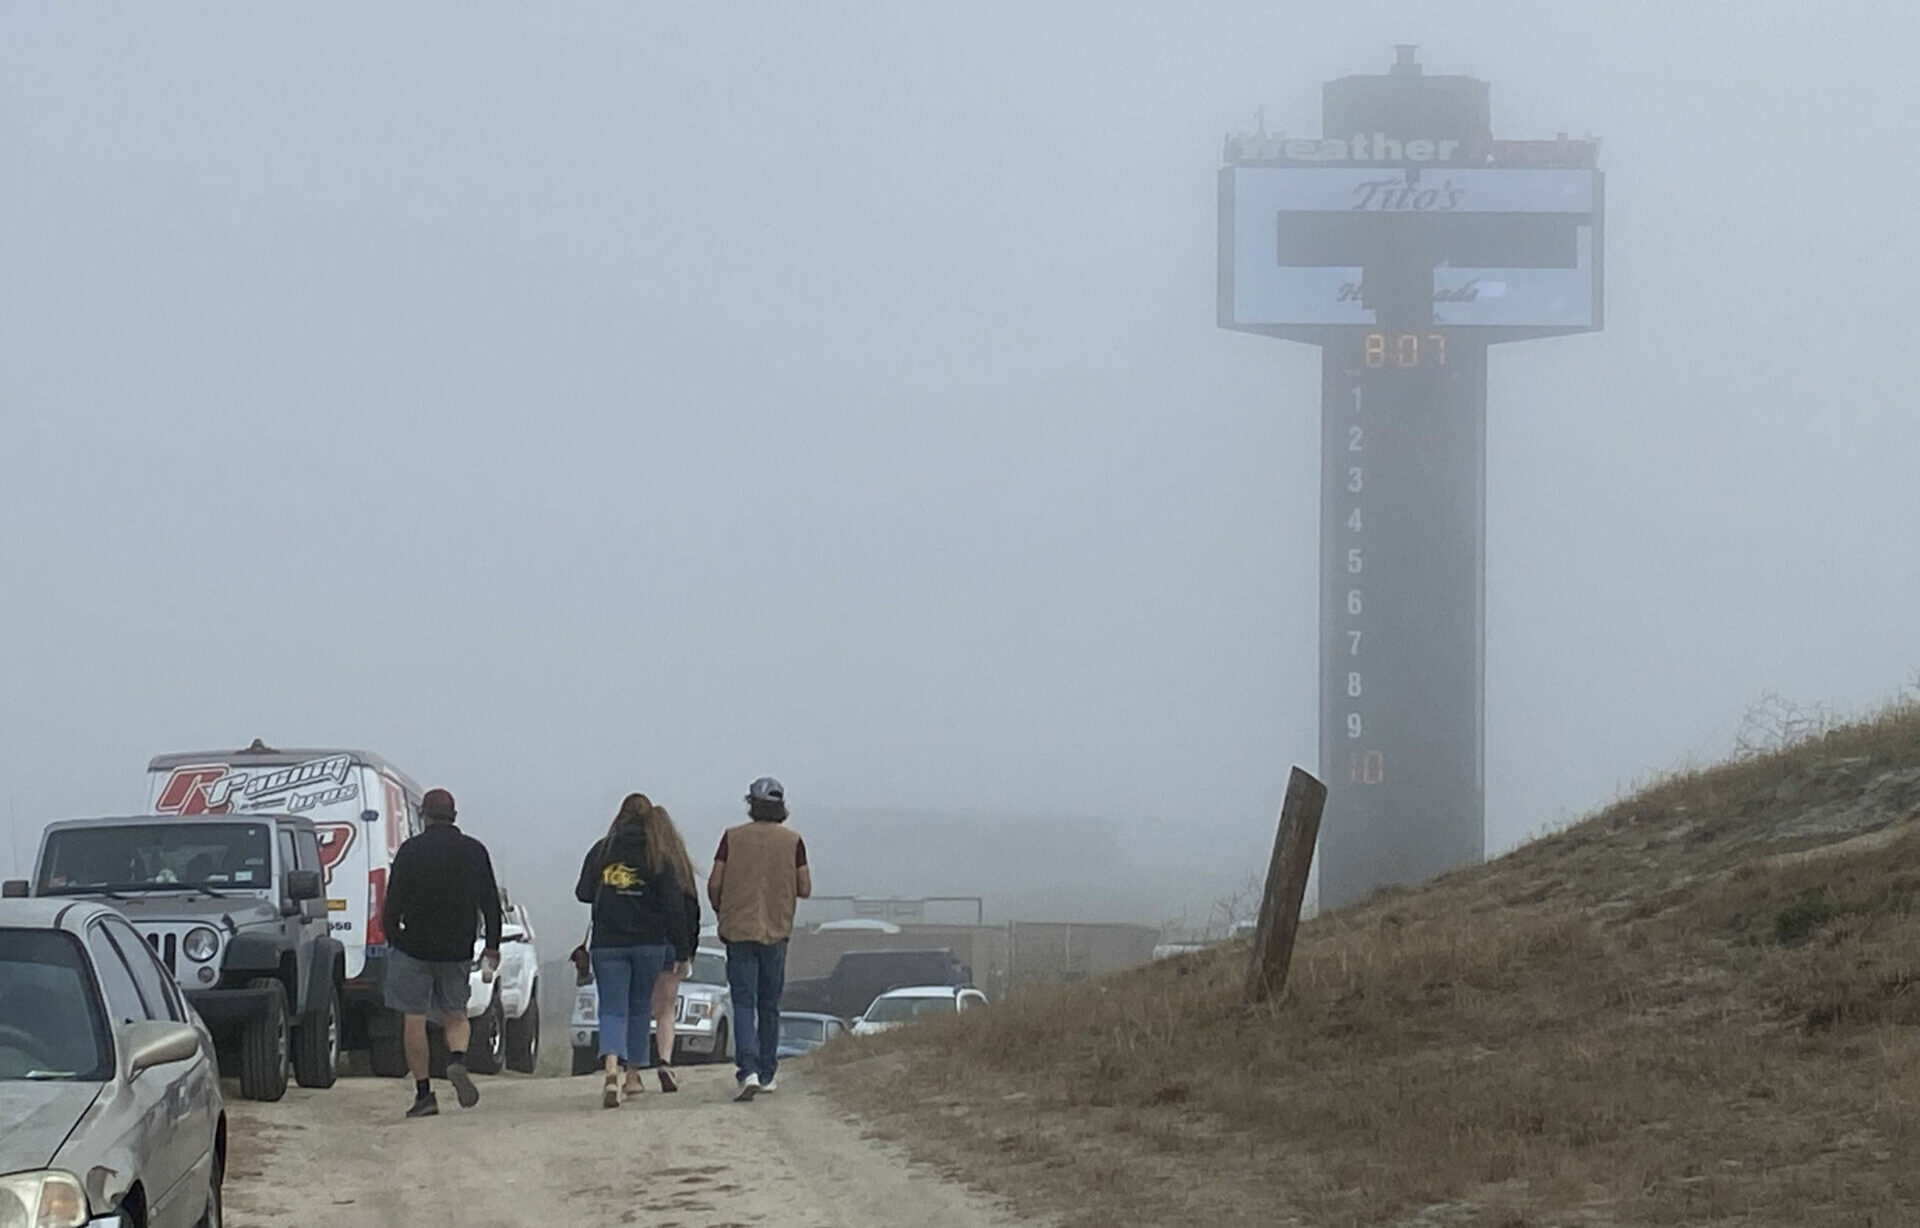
left=1244, top=766, right=1328, bottom=1005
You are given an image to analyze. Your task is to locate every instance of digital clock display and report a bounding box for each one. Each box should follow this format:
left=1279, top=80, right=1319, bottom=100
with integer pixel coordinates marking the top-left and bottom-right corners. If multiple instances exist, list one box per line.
left=1363, top=331, right=1447, bottom=367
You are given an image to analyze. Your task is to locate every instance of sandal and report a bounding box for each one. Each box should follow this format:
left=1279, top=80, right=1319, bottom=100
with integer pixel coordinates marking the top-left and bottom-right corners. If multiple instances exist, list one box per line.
left=657, top=1064, right=679, bottom=1094
left=623, top=1070, right=647, bottom=1098
left=601, top=1074, right=621, bottom=1109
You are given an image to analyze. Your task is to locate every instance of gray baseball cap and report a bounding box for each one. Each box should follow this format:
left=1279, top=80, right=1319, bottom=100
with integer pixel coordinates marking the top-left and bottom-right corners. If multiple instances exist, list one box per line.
left=746, top=776, right=785, bottom=804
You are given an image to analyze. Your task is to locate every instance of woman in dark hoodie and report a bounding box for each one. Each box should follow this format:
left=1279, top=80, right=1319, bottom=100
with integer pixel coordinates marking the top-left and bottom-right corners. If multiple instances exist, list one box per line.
left=575, top=793, right=697, bottom=1107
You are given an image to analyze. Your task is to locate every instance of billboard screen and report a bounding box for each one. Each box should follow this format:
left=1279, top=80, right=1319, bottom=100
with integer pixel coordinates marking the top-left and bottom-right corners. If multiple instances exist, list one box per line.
left=1222, top=166, right=1602, bottom=331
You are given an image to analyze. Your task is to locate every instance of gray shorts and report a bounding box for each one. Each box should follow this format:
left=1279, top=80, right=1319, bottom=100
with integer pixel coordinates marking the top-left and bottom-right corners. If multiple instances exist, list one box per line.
left=384, top=948, right=472, bottom=1017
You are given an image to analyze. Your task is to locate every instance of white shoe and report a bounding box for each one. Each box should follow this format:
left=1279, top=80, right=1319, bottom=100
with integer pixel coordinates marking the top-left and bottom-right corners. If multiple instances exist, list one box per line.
left=734, top=1073, right=761, bottom=1102
left=760, top=1077, right=777, bottom=1094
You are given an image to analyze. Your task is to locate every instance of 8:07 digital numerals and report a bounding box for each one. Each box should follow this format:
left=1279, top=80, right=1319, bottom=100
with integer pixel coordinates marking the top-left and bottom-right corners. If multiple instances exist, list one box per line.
left=1345, top=380, right=1384, bottom=787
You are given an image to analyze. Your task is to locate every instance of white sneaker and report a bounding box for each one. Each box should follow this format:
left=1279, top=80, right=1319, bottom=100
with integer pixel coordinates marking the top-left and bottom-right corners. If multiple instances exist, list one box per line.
left=760, top=1077, right=777, bottom=1094
left=734, top=1073, right=761, bottom=1102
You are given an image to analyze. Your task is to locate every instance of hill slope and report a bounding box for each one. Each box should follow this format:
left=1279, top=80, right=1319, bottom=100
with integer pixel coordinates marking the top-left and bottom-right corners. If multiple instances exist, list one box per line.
left=817, top=704, right=1920, bottom=1228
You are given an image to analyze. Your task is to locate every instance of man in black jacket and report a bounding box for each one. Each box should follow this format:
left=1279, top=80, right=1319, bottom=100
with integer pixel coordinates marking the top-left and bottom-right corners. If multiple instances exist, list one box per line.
left=382, top=787, right=502, bottom=1118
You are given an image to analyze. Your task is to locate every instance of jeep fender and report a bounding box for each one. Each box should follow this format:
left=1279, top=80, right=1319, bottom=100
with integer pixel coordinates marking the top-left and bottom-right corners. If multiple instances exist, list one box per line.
left=223, top=933, right=285, bottom=976
left=301, top=936, right=346, bottom=1016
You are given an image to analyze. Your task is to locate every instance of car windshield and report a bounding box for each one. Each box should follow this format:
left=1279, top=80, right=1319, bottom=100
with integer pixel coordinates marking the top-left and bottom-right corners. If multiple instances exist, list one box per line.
left=865, top=995, right=957, bottom=1023
left=38, top=823, right=273, bottom=894
left=781, top=1016, right=826, bottom=1043
left=0, top=929, right=114, bottom=1081
left=688, top=951, right=727, bottom=985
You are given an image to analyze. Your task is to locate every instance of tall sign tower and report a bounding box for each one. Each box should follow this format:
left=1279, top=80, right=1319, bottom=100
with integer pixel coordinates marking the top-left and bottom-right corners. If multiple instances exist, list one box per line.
left=1219, top=47, right=1604, bottom=908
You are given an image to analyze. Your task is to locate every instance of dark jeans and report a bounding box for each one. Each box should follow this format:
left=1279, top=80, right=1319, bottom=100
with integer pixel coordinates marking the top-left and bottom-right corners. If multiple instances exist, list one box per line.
left=725, top=940, right=787, bottom=1084
left=591, top=943, right=672, bottom=1067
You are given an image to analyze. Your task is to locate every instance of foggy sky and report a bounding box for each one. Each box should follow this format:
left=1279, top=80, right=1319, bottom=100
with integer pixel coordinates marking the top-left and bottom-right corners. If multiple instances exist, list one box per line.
left=4, top=3, right=1917, bottom=940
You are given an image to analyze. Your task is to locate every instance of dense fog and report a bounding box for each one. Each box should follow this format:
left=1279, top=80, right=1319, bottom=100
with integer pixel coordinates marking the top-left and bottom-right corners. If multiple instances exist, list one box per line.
left=3, top=3, right=1916, bottom=941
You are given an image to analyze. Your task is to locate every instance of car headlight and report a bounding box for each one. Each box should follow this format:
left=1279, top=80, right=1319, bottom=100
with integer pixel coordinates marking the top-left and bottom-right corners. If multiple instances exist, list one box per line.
left=183, top=926, right=220, bottom=963
left=0, top=1170, right=91, bottom=1228
left=574, top=991, right=597, bottom=1023
left=683, top=997, right=714, bottom=1022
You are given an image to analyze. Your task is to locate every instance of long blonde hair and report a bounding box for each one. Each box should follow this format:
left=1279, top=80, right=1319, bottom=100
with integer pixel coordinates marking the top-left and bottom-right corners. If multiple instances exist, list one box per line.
left=641, top=804, right=698, bottom=894
left=604, top=793, right=665, bottom=876
left=604, top=793, right=695, bottom=888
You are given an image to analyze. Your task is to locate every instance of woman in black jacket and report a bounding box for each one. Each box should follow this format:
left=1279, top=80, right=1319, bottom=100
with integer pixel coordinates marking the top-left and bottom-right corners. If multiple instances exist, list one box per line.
left=575, top=793, right=697, bottom=1107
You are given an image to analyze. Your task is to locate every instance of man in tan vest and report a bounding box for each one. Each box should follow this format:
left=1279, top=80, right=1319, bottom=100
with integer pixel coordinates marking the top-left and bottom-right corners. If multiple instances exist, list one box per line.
left=708, top=775, right=812, bottom=1100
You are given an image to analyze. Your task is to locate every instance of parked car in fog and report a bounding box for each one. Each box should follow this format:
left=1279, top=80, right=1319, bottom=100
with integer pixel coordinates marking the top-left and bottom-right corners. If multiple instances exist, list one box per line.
left=0, top=896, right=226, bottom=1228
left=775, top=1011, right=849, bottom=1058
left=571, top=947, right=732, bottom=1074
left=850, top=984, right=989, bottom=1036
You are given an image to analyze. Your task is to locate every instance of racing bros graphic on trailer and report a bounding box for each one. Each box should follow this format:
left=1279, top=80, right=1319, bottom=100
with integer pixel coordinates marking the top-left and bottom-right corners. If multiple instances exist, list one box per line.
left=155, top=754, right=360, bottom=817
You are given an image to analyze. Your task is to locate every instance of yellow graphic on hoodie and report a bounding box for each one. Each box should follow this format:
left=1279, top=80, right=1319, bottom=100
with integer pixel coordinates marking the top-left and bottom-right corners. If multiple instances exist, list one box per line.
left=601, top=862, right=642, bottom=891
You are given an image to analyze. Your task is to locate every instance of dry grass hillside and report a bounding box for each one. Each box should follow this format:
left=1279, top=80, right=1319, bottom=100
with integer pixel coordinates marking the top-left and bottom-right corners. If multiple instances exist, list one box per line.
left=816, top=702, right=1920, bottom=1228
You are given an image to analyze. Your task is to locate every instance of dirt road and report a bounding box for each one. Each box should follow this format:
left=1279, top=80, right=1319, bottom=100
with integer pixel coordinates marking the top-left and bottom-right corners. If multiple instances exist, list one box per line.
left=225, top=1065, right=1039, bottom=1228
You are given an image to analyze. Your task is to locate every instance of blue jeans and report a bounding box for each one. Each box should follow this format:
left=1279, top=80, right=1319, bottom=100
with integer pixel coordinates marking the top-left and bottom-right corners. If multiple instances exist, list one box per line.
left=591, top=944, right=672, bottom=1067
left=726, top=940, right=787, bottom=1084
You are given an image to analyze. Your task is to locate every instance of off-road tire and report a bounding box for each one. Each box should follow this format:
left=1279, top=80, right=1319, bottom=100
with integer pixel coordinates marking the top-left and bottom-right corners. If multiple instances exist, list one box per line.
left=571, top=1045, right=599, bottom=1076
left=237, top=977, right=291, bottom=1102
left=368, top=1012, right=410, bottom=1078
left=291, top=983, right=340, bottom=1089
left=505, top=993, right=540, bottom=1074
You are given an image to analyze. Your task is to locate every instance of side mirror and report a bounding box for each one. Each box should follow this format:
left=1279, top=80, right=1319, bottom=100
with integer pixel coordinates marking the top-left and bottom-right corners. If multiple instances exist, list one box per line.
left=125, top=1021, right=202, bottom=1078
left=286, top=870, right=323, bottom=901
left=851, top=1016, right=864, bottom=1028
left=2, top=880, right=29, bottom=898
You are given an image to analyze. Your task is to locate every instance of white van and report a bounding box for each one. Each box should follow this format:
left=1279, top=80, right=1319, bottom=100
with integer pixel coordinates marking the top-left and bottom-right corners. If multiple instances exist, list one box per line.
left=146, top=740, right=430, bottom=1076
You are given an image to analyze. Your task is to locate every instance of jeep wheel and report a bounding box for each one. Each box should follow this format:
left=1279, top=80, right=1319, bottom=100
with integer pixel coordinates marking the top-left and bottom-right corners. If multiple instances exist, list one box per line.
left=292, top=983, right=340, bottom=1089
left=465, top=991, right=506, bottom=1075
left=238, top=978, right=291, bottom=1101
left=505, top=993, right=540, bottom=1074
left=571, top=1044, right=599, bottom=1076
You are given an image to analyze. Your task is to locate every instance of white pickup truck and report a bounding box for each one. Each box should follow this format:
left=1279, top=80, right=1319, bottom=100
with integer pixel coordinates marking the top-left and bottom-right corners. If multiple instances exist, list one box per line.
left=571, top=947, right=731, bottom=1074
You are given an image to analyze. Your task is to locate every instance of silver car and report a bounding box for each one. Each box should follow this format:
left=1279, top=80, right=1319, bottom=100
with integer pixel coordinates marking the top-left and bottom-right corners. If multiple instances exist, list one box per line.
left=0, top=895, right=226, bottom=1228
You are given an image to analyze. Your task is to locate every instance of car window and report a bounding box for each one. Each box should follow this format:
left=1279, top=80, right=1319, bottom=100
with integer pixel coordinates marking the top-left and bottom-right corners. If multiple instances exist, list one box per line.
left=689, top=951, right=727, bottom=985
left=865, top=994, right=959, bottom=1023
left=780, top=1016, right=825, bottom=1043
left=0, top=928, right=114, bottom=1081
left=86, top=921, right=155, bottom=1024
left=102, top=917, right=186, bottom=1023
left=38, top=822, right=273, bottom=892
left=295, top=829, right=321, bottom=872
left=280, top=829, right=300, bottom=880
